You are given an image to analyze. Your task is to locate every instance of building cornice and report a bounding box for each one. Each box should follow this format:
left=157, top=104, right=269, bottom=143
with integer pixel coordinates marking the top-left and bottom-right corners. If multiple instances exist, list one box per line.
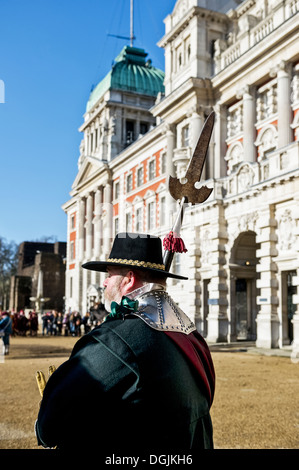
left=158, top=6, right=229, bottom=48
left=61, top=197, right=77, bottom=213
left=80, top=90, right=159, bottom=132
left=151, top=77, right=213, bottom=121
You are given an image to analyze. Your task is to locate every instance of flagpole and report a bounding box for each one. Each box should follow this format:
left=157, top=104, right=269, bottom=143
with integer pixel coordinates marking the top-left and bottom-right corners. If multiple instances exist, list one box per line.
left=130, top=0, right=134, bottom=47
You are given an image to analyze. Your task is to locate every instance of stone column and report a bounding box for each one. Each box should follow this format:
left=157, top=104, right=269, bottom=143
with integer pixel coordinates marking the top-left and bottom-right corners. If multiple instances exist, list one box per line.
left=291, top=203, right=299, bottom=360
left=101, top=118, right=108, bottom=160
left=86, top=192, right=93, bottom=259
left=206, top=203, right=229, bottom=342
left=191, top=109, right=204, bottom=151
left=191, top=108, right=206, bottom=177
left=179, top=226, right=201, bottom=326
left=103, top=182, right=113, bottom=257
left=164, top=43, right=172, bottom=96
left=81, top=265, right=88, bottom=318
left=165, top=123, right=176, bottom=226
left=237, top=85, right=256, bottom=163
left=78, top=198, right=85, bottom=261
left=276, top=61, right=292, bottom=148
left=84, top=132, right=88, bottom=157
left=94, top=187, right=103, bottom=258
left=214, top=103, right=227, bottom=179
left=255, top=207, right=280, bottom=348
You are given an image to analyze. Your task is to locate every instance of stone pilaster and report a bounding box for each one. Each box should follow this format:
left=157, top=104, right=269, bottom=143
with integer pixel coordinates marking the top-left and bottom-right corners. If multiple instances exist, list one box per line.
left=165, top=123, right=175, bottom=177
left=85, top=192, right=93, bottom=259
left=291, top=202, right=299, bottom=359
left=206, top=204, right=229, bottom=342
left=214, top=104, right=227, bottom=179
left=103, top=182, right=113, bottom=257
left=256, top=208, right=280, bottom=348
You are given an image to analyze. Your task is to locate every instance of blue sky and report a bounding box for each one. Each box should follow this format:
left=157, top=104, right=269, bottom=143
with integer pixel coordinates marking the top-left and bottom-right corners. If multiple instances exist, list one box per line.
left=0, top=0, right=175, bottom=246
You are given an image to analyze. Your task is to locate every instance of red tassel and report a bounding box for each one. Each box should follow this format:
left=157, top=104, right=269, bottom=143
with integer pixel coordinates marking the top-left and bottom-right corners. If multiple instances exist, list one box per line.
left=163, top=231, right=188, bottom=253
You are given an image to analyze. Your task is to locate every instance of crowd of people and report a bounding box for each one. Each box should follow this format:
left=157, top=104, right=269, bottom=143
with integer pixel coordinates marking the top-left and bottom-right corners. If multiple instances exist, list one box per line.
left=0, top=302, right=107, bottom=341
left=10, top=310, right=39, bottom=336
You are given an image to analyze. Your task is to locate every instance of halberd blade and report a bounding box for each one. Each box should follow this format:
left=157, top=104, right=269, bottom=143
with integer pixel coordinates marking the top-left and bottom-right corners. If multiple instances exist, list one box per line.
left=168, top=111, right=215, bottom=204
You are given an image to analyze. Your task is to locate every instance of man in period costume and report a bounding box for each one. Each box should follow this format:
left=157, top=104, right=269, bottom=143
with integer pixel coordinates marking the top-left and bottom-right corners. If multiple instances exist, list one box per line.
left=35, top=232, right=215, bottom=450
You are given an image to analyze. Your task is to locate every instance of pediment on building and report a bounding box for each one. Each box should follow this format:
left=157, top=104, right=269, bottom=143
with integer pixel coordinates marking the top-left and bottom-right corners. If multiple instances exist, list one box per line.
left=172, top=0, right=190, bottom=25
left=72, top=156, right=107, bottom=190
left=157, top=182, right=166, bottom=193
left=132, top=195, right=143, bottom=204
left=144, top=189, right=155, bottom=199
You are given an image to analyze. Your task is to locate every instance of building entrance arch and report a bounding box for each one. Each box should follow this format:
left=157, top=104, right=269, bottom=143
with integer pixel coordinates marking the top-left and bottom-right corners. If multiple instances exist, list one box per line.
left=229, top=231, right=260, bottom=341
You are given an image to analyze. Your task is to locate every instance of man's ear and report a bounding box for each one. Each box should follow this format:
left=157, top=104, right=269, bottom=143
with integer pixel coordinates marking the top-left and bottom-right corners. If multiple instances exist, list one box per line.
left=122, top=270, right=138, bottom=294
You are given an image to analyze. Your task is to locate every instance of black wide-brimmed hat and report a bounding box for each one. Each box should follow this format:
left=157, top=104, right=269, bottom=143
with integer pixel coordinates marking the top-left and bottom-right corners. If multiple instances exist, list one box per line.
left=82, top=232, right=187, bottom=280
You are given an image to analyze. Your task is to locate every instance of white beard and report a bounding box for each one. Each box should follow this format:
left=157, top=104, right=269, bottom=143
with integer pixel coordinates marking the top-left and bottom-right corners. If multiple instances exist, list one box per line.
left=104, top=282, right=123, bottom=313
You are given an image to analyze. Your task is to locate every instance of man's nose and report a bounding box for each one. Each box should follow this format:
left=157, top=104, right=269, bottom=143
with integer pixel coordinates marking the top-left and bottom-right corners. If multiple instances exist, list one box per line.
left=103, top=277, right=108, bottom=287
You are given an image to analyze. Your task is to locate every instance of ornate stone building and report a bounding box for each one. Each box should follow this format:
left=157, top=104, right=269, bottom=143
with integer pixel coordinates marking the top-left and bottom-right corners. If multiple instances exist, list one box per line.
left=63, top=0, right=299, bottom=351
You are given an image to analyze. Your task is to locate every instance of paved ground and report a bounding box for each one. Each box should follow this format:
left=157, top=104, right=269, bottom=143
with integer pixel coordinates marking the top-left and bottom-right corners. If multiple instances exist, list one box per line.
left=0, top=334, right=298, bottom=449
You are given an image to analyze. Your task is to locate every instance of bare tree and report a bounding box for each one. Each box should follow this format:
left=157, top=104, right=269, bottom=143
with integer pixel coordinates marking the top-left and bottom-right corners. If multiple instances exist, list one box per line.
left=0, top=237, right=18, bottom=310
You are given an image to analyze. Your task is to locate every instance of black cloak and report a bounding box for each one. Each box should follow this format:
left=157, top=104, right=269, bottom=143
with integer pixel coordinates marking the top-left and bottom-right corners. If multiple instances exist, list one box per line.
left=36, top=315, right=215, bottom=451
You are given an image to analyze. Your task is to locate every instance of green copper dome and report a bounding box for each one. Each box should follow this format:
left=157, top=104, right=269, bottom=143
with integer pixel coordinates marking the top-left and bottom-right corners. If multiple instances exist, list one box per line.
left=86, top=46, right=165, bottom=112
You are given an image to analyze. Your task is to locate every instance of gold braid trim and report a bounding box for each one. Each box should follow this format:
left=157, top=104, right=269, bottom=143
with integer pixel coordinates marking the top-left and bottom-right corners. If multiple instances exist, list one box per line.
left=107, top=258, right=165, bottom=270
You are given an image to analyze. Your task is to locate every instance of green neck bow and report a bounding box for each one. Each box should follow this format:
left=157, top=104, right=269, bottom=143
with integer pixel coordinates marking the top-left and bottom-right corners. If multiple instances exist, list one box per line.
left=108, top=296, right=139, bottom=320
